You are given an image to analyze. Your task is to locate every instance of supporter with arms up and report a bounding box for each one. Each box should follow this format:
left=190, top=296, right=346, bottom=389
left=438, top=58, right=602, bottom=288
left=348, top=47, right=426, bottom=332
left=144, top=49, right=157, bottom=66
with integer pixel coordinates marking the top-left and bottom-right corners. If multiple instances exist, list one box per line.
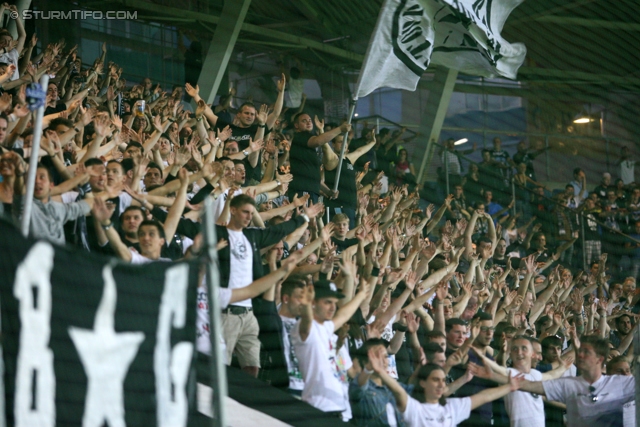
left=11, top=153, right=95, bottom=245
left=288, top=112, right=350, bottom=203
left=469, top=336, right=575, bottom=427
left=91, top=168, right=190, bottom=263
left=516, top=335, right=635, bottom=427
left=215, top=194, right=323, bottom=378
left=292, top=276, right=371, bottom=417
left=368, top=349, right=524, bottom=427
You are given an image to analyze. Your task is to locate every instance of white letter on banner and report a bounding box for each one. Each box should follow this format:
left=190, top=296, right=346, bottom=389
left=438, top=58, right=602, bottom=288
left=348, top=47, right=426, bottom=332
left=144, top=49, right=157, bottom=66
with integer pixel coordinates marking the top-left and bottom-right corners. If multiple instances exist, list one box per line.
left=13, top=242, right=56, bottom=427
left=69, top=264, right=145, bottom=427
left=155, top=264, right=194, bottom=427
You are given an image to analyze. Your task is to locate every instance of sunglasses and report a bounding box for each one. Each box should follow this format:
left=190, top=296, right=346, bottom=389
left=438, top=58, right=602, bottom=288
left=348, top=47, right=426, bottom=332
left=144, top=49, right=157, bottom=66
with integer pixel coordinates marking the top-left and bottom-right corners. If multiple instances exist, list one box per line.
left=588, top=386, right=598, bottom=402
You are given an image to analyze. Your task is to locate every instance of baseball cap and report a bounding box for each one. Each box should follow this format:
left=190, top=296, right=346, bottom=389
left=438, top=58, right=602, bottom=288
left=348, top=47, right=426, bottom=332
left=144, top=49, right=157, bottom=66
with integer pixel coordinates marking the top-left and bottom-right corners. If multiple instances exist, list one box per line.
left=314, top=279, right=345, bottom=299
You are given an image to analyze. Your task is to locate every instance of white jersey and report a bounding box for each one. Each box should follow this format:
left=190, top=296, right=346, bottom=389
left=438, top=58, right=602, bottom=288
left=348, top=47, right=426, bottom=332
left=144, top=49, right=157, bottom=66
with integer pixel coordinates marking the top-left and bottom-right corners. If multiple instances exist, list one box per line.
left=402, top=396, right=471, bottom=427
left=291, top=320, right=345, bottom=412
left=543, top=374, right=635, bottom=427
left=505, top=368, right=544, bottom=427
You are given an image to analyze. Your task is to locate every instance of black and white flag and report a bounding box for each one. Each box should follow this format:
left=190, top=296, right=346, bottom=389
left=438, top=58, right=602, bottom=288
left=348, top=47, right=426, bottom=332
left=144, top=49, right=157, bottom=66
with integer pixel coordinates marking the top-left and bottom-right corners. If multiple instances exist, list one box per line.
left=355, top=0, right=526, bottom=98
left=0, top=219, right=200, bottom=426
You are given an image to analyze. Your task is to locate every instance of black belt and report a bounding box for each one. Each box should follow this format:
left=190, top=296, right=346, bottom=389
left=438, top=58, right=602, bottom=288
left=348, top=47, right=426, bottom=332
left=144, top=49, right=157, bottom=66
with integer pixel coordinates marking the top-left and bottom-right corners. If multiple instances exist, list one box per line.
left=222, top=306, right=253, bottom=315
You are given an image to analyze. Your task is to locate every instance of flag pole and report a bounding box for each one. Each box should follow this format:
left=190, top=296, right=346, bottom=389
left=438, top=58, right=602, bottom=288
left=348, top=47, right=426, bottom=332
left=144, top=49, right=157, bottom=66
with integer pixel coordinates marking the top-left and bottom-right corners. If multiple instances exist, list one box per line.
left=21, top=74, right=49, bottom=237
left=203, top=196, right=227, bottom=427
left=332, top=0, right=390, bottom=193
left=331, top=98, right=357, bottom=193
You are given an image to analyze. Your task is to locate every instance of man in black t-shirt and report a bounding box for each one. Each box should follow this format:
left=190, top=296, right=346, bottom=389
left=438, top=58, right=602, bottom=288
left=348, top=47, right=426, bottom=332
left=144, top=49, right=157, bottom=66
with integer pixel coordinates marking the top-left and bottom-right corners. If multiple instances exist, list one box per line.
left=186, top=76, right=286, bottom=181
left=288, top=113, right=350, bottom=203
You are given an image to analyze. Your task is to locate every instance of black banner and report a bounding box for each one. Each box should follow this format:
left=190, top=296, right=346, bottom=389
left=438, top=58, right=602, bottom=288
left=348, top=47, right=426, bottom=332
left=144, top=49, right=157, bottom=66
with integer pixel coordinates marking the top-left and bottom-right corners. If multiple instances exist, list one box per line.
left=0, top=219, right=200, bottom=426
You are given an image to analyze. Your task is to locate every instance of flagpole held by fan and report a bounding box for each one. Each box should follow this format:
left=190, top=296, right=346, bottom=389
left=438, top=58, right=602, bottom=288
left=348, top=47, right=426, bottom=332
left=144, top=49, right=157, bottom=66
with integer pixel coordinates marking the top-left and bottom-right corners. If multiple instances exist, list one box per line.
left=20, top=74, right=49, bottom=237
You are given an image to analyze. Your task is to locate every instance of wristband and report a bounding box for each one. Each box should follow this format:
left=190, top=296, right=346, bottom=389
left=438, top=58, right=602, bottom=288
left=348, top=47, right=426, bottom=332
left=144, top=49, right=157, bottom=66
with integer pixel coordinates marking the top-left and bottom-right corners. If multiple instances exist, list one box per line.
left=242, top=150, right=249, bottom=156
left=300, top=213, right=310, bottom=223
left=257, top=123, right=266, bottom=128
left=276, top=179, right=281, bottom=186
left=101, top=221, right=113, bottom=231
left=392, top=323, right=408, bottom=333
left=371, top=267, right=380, bottom=277
left=363, top=368, right=374, bottom=375
left=8, top=113, right=16, bottom=122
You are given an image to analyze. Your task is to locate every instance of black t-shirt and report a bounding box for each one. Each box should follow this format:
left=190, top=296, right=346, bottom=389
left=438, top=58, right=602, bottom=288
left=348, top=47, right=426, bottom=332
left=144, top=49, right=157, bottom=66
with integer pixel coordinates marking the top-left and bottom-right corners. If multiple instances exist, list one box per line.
left=583, top=211, right=601, bottom=241
left=324, top=157, right=357, bottom=210
left=44, top=101, right=67, bottom=116
left=375, top=145, right=397, bottom=175
left=289, top=131, right=321, bottom=195
left=331, top=236, right=359, bottom=254
left=215, top=119, right=267, bottom=182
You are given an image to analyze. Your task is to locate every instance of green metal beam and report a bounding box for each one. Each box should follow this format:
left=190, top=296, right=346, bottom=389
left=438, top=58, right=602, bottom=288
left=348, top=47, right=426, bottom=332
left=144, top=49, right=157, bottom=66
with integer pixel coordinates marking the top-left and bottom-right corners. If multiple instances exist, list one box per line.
left=197, top=0, right=252, bottom=105
left=112, top=0, right=363, bottom=63
left=534, top=16, right=640, bottom=31
left=416, top=68, right=459, bottom=184
left=518, top=67, right=640, bottom=86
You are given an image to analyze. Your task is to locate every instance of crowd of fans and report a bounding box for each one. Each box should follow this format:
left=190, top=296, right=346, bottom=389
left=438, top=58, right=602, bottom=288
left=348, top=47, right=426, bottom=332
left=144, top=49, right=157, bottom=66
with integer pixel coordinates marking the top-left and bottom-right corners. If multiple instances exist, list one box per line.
left=0, top=9, right=638, bottom=427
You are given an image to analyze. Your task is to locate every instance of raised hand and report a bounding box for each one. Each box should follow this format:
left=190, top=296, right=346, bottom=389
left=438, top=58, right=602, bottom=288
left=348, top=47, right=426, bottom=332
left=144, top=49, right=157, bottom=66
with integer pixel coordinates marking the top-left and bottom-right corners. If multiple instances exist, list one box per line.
left=249, top=138, right=264, bottom=153
left=92, top=198, right=115, bottom=224
left=404, top=270, right=418, bottom=292
left=276, top=73, right=286, bottom=92
left=256, top=104, right=268, bottom=125
left=320, top=222, right=335, bottom=242
left=185, top=83, right=199, bottom=97
left=303, top=201, right=324, bottom=219
left=314, top=115, right=325, bottom=133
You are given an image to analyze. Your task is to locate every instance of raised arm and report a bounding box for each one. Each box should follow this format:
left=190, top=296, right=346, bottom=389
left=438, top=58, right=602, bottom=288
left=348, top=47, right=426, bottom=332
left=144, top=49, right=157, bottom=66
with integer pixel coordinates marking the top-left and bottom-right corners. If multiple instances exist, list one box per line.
left=308, top=122, right=351, bottom=149
left=230, top=251, right=301, bottom=303
left=266, top=74, right=285, bottom=129
left=332, top=279, right=372, bottom=330
left=369, top=347, right=409, bottom=412
left=92, top=198, right=132, bottom=262
left=469, top=373, right=522, bottom=410
left=163, top=168, right=189, bottom=241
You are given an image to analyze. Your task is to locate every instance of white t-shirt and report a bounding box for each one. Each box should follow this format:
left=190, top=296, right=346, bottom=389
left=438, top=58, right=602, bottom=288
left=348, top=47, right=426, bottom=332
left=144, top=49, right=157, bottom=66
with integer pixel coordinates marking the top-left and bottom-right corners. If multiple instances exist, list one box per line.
left=0, top=49, right=20, bottom=80
left=280, top=315, right=304, bottom=391
left=129, top=249, right=171, bottom=264
left=286, top=77, right=304, bottom=108
left=333, top=335, right=353, bottom=422
left=543, top=374, right=635, bottom=427
left=620, top=160, right=635, bottom=185
left=504, top=368, right=544, bottom=427
left=227, top=229, right=253, bottom=307
left=195, top=278, right=231, bottom=365
left=377, top=315, right=399, bottom=379
left=291, top=319, right=345, bottom=412
left=402, top=396, right=471, bottom=427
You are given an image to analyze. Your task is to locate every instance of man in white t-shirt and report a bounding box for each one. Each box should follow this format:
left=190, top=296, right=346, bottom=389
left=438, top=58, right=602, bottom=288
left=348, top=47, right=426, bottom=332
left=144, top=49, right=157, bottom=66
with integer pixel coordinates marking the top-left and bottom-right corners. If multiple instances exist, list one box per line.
left=518, top=335, right=635, bottom=427
left=291, top=278, right=371, bottom=417
left=197, top=251, right=303, bottom=361
left=470, top=335, right=574, bottom=427
left=216, top=194, right=323, bottom=378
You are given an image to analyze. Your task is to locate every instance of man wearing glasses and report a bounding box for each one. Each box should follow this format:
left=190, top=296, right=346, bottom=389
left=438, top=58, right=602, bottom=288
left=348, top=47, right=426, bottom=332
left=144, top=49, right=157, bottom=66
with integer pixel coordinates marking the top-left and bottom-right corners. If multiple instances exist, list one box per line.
left=516, top=335, right=635, bottom=427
